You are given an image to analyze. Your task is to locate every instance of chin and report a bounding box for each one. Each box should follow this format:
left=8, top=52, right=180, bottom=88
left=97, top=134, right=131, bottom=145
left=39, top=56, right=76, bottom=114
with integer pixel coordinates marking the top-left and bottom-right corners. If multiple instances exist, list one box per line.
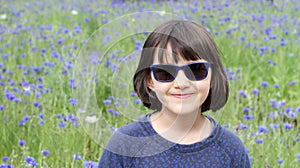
left=165, top=103, right=201, bottom=115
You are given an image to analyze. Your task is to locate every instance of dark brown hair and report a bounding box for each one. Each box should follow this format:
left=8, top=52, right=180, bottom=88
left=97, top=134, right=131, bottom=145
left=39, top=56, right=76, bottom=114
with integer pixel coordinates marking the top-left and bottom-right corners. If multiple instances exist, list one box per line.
left=133, top=20, right=229, bottom=112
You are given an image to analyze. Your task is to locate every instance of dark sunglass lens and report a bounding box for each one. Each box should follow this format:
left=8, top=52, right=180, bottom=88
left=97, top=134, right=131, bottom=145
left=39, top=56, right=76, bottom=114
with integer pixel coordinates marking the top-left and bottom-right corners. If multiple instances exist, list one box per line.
left=153, top=66, right=175, bottom=81
left=188, top=63, right=208, bottom=80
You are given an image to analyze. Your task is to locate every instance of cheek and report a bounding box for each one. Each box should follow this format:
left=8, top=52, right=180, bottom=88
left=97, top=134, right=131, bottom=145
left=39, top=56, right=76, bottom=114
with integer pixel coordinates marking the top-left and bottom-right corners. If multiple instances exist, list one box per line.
left=196, top=77, right=211, bottom=101
left=151, top=76, right=172, bottom=105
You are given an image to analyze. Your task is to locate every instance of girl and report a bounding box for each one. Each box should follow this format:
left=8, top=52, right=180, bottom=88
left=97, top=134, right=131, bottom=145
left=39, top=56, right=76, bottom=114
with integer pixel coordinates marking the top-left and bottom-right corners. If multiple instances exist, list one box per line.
left=99, top=20, right=251, bottom=168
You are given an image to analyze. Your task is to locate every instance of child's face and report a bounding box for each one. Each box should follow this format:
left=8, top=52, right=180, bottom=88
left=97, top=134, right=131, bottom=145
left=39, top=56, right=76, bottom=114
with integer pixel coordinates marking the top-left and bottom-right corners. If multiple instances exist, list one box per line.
left=148, top=43, right=211, bottom=115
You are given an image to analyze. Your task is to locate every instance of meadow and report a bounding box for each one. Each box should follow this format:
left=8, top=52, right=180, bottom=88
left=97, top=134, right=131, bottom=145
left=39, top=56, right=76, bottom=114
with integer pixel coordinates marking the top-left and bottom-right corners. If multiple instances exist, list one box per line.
left=0, top=0, right=299, bottom=167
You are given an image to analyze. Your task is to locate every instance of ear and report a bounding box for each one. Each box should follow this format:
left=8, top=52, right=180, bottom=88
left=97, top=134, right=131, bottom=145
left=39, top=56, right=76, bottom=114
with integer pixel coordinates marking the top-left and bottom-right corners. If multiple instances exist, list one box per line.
left=147, top=75, right=154, bottom=91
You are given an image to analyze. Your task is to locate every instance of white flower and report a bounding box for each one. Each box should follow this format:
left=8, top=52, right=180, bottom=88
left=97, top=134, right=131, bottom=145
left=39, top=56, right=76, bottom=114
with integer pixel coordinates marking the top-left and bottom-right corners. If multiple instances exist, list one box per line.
left=85, top=116, right=98, bottom=123
left=159, top=11, right=166, bottom=16
left=23, top=86, right=30, bottom=91
left=0, top=14, right=7, bottom=20
left=71, top=10, right=78, bottom=15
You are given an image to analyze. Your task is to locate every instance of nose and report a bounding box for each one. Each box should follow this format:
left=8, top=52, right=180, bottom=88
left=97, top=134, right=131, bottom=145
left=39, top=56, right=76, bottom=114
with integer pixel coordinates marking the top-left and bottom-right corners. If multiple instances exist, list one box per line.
left=173, top=70, right=190, bottom=88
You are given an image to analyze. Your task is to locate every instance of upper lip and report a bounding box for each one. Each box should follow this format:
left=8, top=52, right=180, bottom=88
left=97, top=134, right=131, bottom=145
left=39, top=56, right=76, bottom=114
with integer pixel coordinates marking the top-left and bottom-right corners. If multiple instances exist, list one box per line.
left=171, top=93, right=193, bottom=95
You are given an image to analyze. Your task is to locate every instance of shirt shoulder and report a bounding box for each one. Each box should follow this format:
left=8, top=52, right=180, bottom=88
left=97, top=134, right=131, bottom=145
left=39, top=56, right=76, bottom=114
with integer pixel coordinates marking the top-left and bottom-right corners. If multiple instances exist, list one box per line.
left=218, top=126, right=246, bottom=150
left=216, top=126, right=251, bottom=168
left=104, top=114, right=156, bottom=157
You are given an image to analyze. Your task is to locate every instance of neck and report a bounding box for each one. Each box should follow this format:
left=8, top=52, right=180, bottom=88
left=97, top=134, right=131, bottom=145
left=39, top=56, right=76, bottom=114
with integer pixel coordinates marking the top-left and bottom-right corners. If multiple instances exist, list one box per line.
left=150, top=108, right=211, bottom=144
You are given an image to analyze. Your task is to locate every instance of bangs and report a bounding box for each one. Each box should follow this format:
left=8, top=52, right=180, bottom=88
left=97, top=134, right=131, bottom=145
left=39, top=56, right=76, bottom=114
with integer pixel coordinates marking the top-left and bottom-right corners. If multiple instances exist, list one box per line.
left=155, top=35, right=202, bottom=64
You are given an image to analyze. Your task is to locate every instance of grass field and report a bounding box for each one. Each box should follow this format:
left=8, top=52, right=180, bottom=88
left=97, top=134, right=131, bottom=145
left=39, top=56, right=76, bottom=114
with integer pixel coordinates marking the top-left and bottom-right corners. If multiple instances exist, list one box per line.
left=0, top=0, right=299, bottom=167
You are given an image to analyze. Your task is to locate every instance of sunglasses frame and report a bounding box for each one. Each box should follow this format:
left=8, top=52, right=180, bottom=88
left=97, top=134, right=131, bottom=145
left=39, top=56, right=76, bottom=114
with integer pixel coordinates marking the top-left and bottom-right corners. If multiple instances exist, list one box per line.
left=149, top=62, right=211, bottom=82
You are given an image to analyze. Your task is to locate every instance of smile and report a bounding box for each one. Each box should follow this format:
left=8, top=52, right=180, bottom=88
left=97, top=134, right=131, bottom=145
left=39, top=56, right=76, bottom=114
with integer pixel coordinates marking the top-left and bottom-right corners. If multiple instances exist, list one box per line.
left=171, top=93, right=193, bottom=99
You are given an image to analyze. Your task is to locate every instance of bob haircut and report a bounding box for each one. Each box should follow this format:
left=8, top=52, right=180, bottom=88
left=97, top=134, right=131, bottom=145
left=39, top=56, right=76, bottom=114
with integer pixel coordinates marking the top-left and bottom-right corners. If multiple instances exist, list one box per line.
left=133, top=20, right=229, bottom=112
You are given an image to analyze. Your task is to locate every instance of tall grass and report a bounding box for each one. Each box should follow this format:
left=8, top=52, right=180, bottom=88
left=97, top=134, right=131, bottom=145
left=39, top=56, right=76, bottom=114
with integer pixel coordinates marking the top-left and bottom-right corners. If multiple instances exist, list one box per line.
left=0, top=0, right=299, bottom=167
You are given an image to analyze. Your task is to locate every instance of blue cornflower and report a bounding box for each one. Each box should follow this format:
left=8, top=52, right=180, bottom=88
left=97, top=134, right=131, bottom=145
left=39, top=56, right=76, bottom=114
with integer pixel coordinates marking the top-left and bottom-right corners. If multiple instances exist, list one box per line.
left=84, top=160, right=99, bottom=168
left=42, top=150, right=50, bottom=156
left=134, top=99, right=141, bottom=105
left=7, top=70, right=13, bottom=75
left=261, top=81, right=269, bottom=87
left=40, top=48, right=47, bottom=53
left=114, top=101, right=120, bottom=107
left=65, top=61, right=73, bottom=69
left=74, top=26, right=81, bottom=34
left=296, top=107, right=300, bottom=113
left=103, top=99, right=112, bottom=105
left=37, top=77, right=43, bottom=82
left=269, top=34, right=277, bottom=39
left=241, top=124, right=249, bottom=130
left=273, top=84, right=280, bottom=88
left=58, top=121, right=66, bottom=128
left=37, top=84, right=43, bottom=89
left=270, top=48, right=276, bottom=52
left=18, top=120, right=25, bottom=126
left=239, top=90, right=247, bottom=98
left=23, top=115, right=30, bottom=122
left=56, top=114, right=62, bottom=119
left=33, top=101, right=41, bottom=107
left=0, top=105, right=4, bottom=110
left=269, top=112, right=276, bottom=118
left=255, top=139, right=264, bottom=144
left=107, top=108, right=114, bottom=113
left=45, top=88, right=51, bottom=93
left=0, top=163, right=14, bottom=168
left=283, top=123, right=292, bottom=130
left=25, top=156, right=38, bottom=166
left=62, top=69, right=67, bottom=75
left=258, top=125, right=268, bottom=133
left=130, top=92, right=137, bottom=97
left=264, top=37, right=269, bottom=42
left=289, top=81, right=296, bottom=85
left=39, top=120, right=45, bottom=126
left=35, top=93, right=41, bottom=98
left=277, top=158, right=284, bottom=164
left=38, top=113, right=44, bottom=119
left=13, top=97, right=21, bottom=103
left=69, top=78, right=76, bottom=88
left=72, top=154, right=82, bottom=160
left=242, top=107, right=250, bottom=113
left=52, top=51, right=60, bottom=58
left=240, top=36, right=246, bottom=41
left=64, top=28, right=70, bottom=34
left=5, top=91, right=16, bottom=100
left=2, top=53, right=9, bottom=59
left=69, top=98, right=77, bottom=106
left=288, top=111, right=297, bottom=119
left=18, top=140, right=26, bottom=146
left=270, top=123, right=280, bottom=129
left=84, top=18, right=90, bottom=22
left=2, top=156, right=9, bottom=162
left=269, top=98, right=277, bottom=106
left=243, top=114, right=254, bottom=120
left=252, top=88, right=260, bottom=95
left=113, top=111, right=120, bottom=116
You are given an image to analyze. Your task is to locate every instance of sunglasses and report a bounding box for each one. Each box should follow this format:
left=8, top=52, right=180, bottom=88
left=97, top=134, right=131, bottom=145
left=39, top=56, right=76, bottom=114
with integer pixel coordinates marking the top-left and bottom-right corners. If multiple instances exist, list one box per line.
left=149, top=62, right=211, bottom=82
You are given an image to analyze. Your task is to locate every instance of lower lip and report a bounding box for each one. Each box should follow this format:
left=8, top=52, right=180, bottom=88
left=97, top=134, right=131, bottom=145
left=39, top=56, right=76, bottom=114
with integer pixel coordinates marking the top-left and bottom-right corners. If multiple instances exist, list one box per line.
left=172, top=94, right=193, bottom=99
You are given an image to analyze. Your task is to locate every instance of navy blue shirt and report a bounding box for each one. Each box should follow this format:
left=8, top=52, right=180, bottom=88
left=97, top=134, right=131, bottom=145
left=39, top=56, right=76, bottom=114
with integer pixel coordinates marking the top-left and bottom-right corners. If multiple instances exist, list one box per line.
left=99, top=113, right=251, bottom=168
